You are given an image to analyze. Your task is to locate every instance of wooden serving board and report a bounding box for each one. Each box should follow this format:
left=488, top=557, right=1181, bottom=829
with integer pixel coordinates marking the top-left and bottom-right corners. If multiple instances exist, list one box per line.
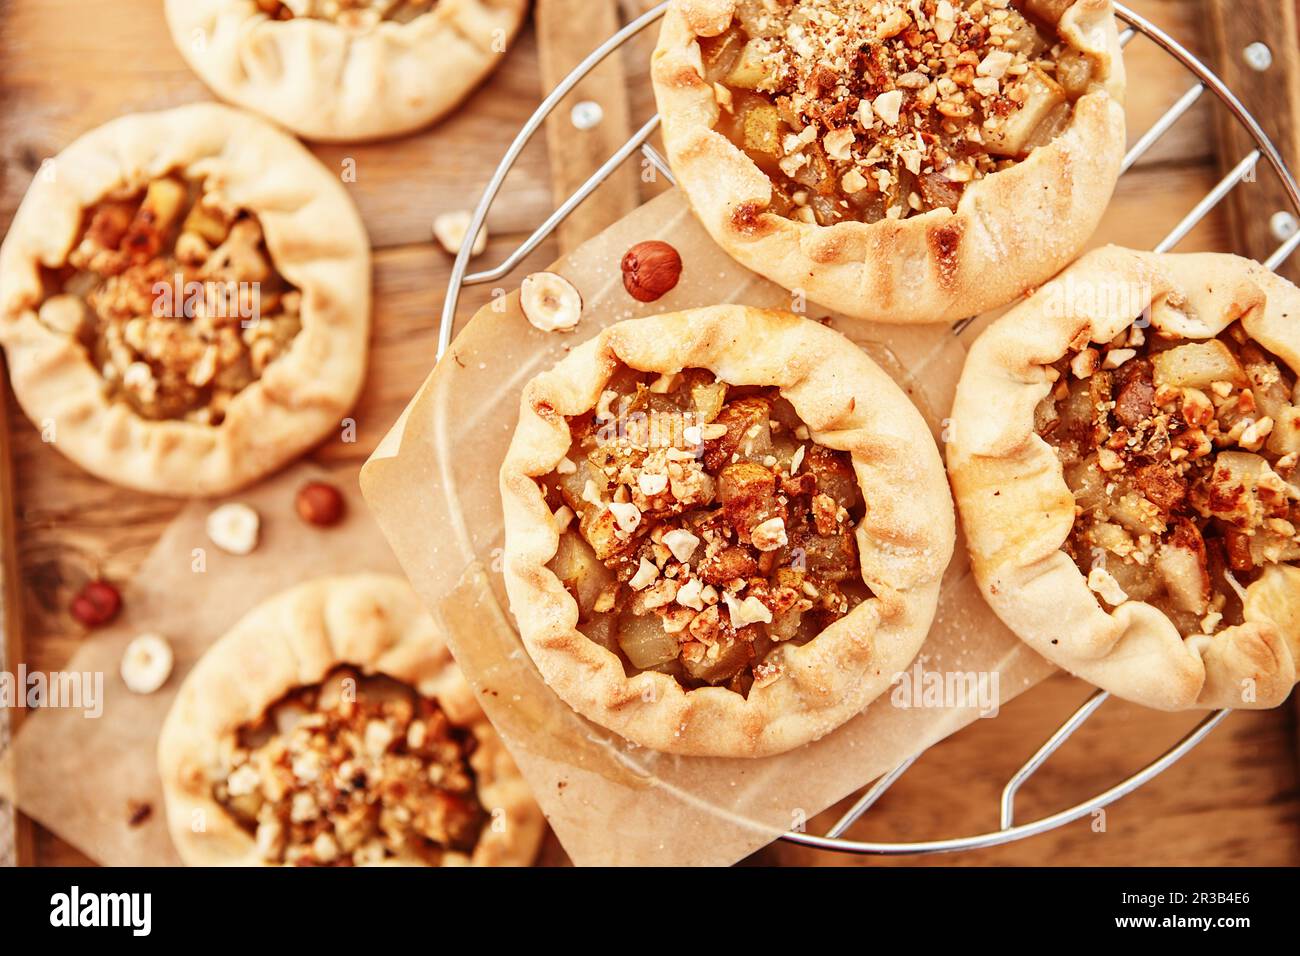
left=1, top=0, right=1297, bottom=867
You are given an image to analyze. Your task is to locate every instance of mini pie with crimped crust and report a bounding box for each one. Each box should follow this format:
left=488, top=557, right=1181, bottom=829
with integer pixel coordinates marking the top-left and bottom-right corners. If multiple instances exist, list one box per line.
left=500, top=306, right=955, bottom=758
left=165, top=0, right=530, bottom=142
left=651, top=0, right=1126, bottom=325
left=949, top=247, right=1300, bottom=711
left=0, top=104, right=370, bottom=497
left=159, top=574, right=545, bottom=867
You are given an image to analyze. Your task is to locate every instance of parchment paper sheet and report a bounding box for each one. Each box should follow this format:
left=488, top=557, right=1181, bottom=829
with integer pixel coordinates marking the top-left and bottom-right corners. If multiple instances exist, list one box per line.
left=0, top=462, right=404, bottom=866
left=361, top=189, right=1058, bottom=867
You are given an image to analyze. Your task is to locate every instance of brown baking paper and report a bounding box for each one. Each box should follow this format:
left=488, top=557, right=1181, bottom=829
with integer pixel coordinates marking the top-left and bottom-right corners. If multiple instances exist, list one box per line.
left=361, top=189, right=1058, bottom=867
left=0, top=462, right=405, bottom=866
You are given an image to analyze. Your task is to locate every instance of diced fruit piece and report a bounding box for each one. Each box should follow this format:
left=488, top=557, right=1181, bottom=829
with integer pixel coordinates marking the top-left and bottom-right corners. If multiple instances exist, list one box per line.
left=719, top=462, right=782, bottom=537
left=1098, top=558, right=1160, bottom=604
left=741, top=101, right=783, bottom=156
left=1266, top=404, right=1300, bottom=457
left=141, top=177, right=187, bottom=228
left=717, top=461, right=776, bottom=504
left=122, top=177, right=187, bottom=260
left=727, top=38, right=778, bottom=89
left=681, top=635, right=755, bottom=685
left=1152, top=340, right=1247, bottom=389
left=690, top=380, right=728, bottom=423
left=1224, top=528, right=1254, bottom=573
left=551, top=532, right=615, bottom=618
left=38, top=295, right=89, bottom=336
left=918, top=171, right=964, bottom=211
left=1106, top=489, right=1165, bottom=536
left=1113, top=358, right=1155, bottom=429
left=802, top=530, right=857, bottom=581
left=1156, top=521, right=1210, bottom=615
left=1241, top=350, right=1291, bottom=420
left=617, top=612, right=680, bottom=669
left=1002, top=8, right=1048, bottom=57
left=700, top=28, right=747, bottom=84
left=803, top=444, right=858, bottom=508
left=1055, top=49, right=1094, bottom=97
left=1088, top=520, right=1132, bottom=557
left=704, top=396, right=772, bottom=468
left=581, top=612, right=620, bottom=653
left=984, top=67, right=1067, bottom=157
left=579, top=506, right=635, bottom=562
left=182, top=201, right=234, bottom=247
left=85, top=200, right=136, bottom=251
left=699, top=546, right=759, bottom=585
left=1022, top=102, right=1075, bottom=154
left=1249, top=531, right=1300, bottom=566
left=1132, top=461, right=1186, bottom=517
left=734, top=0, right=783, bottom=38
left=1199, top=451, right=1285, bottom=529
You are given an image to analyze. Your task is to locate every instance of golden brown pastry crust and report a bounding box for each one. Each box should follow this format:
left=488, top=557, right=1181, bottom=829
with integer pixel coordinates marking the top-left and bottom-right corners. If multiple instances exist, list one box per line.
left=0, top=104, right=370, bottom=497
left=164, top=0, right=530, bottom=142
left=500, top=306, right=955, bottom=757
left=158, top=574, right=545, bottom=866
left=949, top=247, right=1300, bottom=710
left=651, top=0, right=1127, bottom=325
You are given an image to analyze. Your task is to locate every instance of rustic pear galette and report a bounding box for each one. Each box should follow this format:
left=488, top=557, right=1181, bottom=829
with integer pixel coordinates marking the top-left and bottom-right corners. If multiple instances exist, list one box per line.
left=164, top=0, right=530, bottom=141
left=949, top=247, right=1300, bottom=710
left=500, top=306, right=955, bottom=757
left=159, top=575, right=545, bottom=866
left=0, top=104, right=370, bottom=496
left=652, top=0, right=1126, bottom=324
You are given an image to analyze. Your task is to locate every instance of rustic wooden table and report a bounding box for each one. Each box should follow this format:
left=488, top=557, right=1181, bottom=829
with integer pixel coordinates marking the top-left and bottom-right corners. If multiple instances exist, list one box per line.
left=1, top=0, right=1296, bottom=867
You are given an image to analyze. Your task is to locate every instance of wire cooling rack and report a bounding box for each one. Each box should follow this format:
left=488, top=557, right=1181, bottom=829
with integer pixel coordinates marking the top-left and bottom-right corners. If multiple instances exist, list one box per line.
left=438, top=2, right=1300, bottom=856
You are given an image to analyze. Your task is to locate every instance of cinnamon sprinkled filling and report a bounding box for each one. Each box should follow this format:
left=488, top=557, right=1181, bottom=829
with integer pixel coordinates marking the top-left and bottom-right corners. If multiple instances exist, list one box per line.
left=700, top=0, right=1095, bottom=224
left=544, top=366, right=870, bottom=695
left=214, top=668, right=485, bottom=866
left=1036, top=322, right=1300, bottom=637
left=41, top=175, right=301, bottom=424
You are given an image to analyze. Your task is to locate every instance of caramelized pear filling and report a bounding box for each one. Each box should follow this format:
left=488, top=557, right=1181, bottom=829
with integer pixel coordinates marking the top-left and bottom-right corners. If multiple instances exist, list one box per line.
left=40, top=174, right=302, bottom=424
left=1036, top=321, right=1300, bottom=637
left=701, top=0, right=1095, bottom=224
left=214, top=667, right=486, bottom=866
left=543, top=366, right=870, bottom=696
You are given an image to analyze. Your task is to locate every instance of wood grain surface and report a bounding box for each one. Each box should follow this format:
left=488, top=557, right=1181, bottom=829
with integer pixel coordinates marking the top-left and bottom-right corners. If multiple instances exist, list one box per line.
left=536, top=0, right=640, bottom=251
left=0, top=0, right=1297, bottom=868
left=1205, top=0, right=1300, bottom=286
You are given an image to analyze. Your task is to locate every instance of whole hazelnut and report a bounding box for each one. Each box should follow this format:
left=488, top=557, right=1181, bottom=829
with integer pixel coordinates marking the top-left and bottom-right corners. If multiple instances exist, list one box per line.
left=296, top=481, right=346, bottom=527
left=621, top=240, right=683, bottom=303
left=71, top=580, right=122, bottom=628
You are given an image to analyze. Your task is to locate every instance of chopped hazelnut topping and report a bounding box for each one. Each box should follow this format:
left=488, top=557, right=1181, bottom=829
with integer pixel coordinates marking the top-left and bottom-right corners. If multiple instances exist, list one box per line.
left=214, top=667, right=484, bottom=866
left=545, top=367, right=870, bottom=695
left=1037, top=323, right=1300, bottom=638
left=55, top=175, right=302, bottom=424
left=697, top=0, right=1088, bottom=225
